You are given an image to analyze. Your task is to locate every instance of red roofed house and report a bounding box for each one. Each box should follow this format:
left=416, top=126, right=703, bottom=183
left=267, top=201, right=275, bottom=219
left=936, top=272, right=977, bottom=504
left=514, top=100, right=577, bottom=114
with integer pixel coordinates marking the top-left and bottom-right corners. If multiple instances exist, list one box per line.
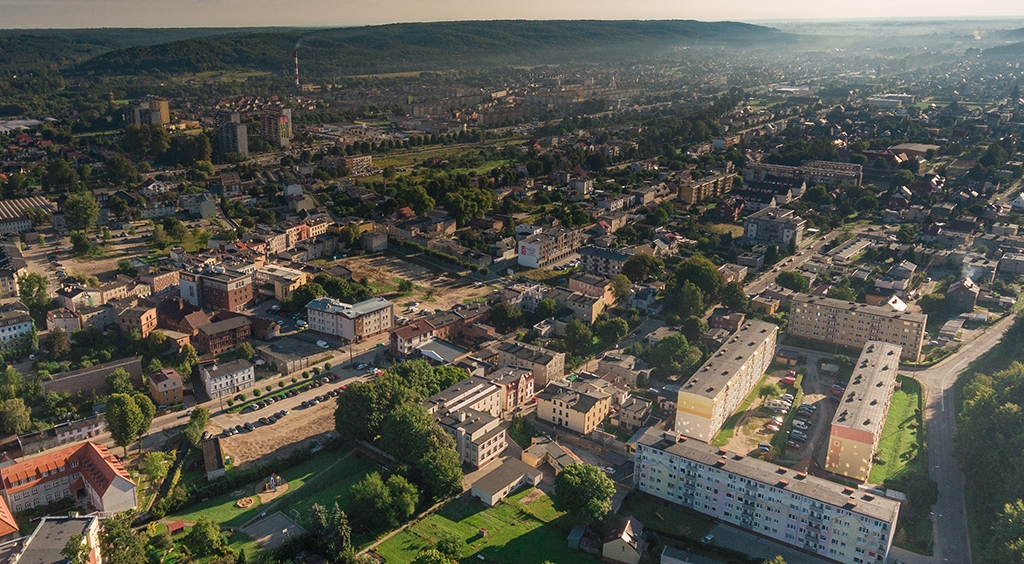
left=0, top=442, right=136, bottom=515
left=0, top=493, right=16, bottom=541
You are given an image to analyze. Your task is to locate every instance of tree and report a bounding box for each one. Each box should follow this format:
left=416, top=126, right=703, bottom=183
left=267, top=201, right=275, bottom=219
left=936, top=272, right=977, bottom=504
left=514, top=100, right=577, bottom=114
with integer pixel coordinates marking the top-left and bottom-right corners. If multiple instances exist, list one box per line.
left=419, top=446, right=463, bottom=500
left=182, top=406, right=210, bottom=446
left=676, top=255, right=723, bottom=302
left=19, top=272, right=51, bottom=322
left=140, top=451, right=170, bottom=484
left=150, top=224, right=169, bottom=248
left=236, top=342, right=255, bottom=360
left=182, top=516, right=227, bottom=558
left=106, top=368, right=135, bottom=394
left=891, top=169, right=915, bottom=188
left=380, top=403, right=439, bottom=464
left=564, top=319, right=593, bottom=355
left=64, top=193, right=100, bottom=232
left=676, top=281, right=706, bottom=318
left=50, top=327, right=71, bottom=360
left=350, top=472, right=408, bottom=531
left=759, top=382, right=782, bottom=400
left=106, top=155, right=140, bottom=186
left=0, top=398, right=31, bottom=434
left=990, top=500, right=1024, bottom=564
left=106, top=394, right=144, bottom=456
left=308, top=502, right=352, bottom=556
left=610, top=274, right=633, bottom=300
left=163, top=217, right=187, bottom=240
left=534, top=298, right=560, bottom=320
left=412, top=549, right=457, bottom=564
left=595, top=317, right=629, bottom=343
left=621, top=253, right=663, bottom=283
left=826, top=281, right=857, bottom=302
left=720, top=281, right=748, bottom=312
left=100, top=513, right=146, bottom=564
left=108, top=196, right=130, bottom=220
left=680, top=315, right=708, bottom=343
left=134, top=393, right=156, bottom=448
left=397, top=278, right=415, bottom=293
left=44, top=159, right=78, bottom=193
left=61, top=534, right=89, bottom=564
left=775, top=270, right=809, bottom=293
left=284, top=282, right=327, bottom=312
left=334, top=379, right=416, bottom=442
left=116, top=258, right=138, bottom=278
left=552, top=464, right=616, bottom=523
left=435, top=531, right=461, bottom=558
left=919, top=293, right=947, bottom=316
left=489, top=301, right=524, bottom=332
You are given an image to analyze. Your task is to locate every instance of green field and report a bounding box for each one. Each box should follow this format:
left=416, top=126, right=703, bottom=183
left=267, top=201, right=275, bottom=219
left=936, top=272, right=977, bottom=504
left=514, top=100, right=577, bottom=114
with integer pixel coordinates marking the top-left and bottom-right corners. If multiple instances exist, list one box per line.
left=373, top=488, right=600, bottom=564
left=619, top=491, right=714, bottom=540
left=173, top=449, right=375, bottom=528
left=868, top=376, right=925, bottom=484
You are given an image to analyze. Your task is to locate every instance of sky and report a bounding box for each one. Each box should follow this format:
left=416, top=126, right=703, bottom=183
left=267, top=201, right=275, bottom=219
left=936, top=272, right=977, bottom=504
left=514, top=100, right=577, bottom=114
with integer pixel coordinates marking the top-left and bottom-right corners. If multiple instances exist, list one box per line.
left=3, top=0, right=1024, bottom=28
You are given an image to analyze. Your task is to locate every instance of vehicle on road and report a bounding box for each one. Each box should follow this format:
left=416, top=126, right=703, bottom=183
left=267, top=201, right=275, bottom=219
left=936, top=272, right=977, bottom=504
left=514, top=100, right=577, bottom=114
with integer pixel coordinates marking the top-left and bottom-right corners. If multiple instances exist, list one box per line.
left=316, top=340, right=330, bottom=349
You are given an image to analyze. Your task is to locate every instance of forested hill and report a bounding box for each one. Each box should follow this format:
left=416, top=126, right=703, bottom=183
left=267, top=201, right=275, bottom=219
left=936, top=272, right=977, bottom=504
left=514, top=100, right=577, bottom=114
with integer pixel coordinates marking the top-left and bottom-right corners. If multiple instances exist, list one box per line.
left=73, top=20, right=789, bottom=77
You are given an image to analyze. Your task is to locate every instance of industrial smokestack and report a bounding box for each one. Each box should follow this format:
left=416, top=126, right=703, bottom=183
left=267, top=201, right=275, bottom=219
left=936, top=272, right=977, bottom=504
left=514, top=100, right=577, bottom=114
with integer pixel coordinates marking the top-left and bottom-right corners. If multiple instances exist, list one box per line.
left=294, top=50, right=299, bottom=89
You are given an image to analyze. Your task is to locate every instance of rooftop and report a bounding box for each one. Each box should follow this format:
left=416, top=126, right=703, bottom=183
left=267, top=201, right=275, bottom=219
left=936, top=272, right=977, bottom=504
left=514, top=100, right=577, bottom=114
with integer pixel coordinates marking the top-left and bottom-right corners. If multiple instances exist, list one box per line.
left=636, top=428, right=900, bottom=523
left=471, top=457, right=541, bottom=496
left=203, top=359, right=253, bottom=380
left=306, top=297, right=392, bottom=318
left=793, top=294, right=927, bottom=323
left=13, top=517, right=96, bottom=564
left=831, top=341, right=902, bottom=436
left=198, top=315, right=250, bottom=335
left=682, top=321, right=778, bottom=400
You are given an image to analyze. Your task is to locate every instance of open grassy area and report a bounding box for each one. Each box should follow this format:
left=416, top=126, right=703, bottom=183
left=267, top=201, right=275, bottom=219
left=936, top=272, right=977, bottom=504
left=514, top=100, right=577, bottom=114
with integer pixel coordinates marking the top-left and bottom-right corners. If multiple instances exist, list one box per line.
left=518, top=268, right=572, bottom=286
left=172, top=449, right=370, bottom=528
left=868, top=376, right=924, bottom=484
left=372, top=487, right=599, bottom=564
left=712, top=373, right=768, bottom=447
left=277, top=452, right=381, bottom=526
left=619, top=491, right=714, bottom=540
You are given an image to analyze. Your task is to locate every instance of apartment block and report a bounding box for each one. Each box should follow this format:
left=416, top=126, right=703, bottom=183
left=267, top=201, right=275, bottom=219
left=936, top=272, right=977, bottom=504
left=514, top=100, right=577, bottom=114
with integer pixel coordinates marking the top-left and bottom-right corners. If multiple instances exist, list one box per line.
left=215, top=111, right=248, bottom=157
left=825, top=342, right=902, bottom=481
left=495, top=341, right=565, bottom=388
left=306, top=297, right=394, bottom=342
left=437, top=409, right=507, bottom=468
left=677, top=162, right=736, bottom=205
left=195, top=316, right=252, bottom=355
left=201, top=359, right=254, bottom=399
left=675, top=321, right=778, bottom=442
left=517, top=227, right=582, bottom=269
left=260, top=106, right=292, bottom=148
left=117, top=306, right=157, bottom=338
left=0, top=305, right=34, bottom=354
left=635, top=429, right=899, bottom=564
left=788, top=295, right=926, bottom=360
left=568, top=273, right=616, bottom=306
left=743, top=208, right=806, bottom=248
left=422, top=376, right=503, bottom=418
left=254, top=263, right=310, bottom=301
left=179, top=267, right=254, bottom=313
left=0, top=442, right=137, bottom=515
left=578, top=246, right=631, bottom=277
left=125, top=96, right=170, bottom=126
left=536, top=375, right=612, bottom=436
left=744, top=161, right=863, bottom=188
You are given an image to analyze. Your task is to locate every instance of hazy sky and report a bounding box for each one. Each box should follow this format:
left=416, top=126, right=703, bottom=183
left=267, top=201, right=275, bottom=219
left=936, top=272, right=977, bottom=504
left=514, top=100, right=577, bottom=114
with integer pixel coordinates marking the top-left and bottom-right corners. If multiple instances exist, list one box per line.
left=3, top=0, right=1024, bottom=28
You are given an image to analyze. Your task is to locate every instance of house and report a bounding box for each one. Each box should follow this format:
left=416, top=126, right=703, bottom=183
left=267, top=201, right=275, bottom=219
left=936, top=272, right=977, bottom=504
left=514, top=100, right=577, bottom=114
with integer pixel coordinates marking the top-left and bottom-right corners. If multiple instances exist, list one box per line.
left=195, top=316, right=251, bottom=355
left=709, top=308, right=746, bottom=332
left=597, top=354, right=647, bottom=387
left=201, top=359, right=254, bottom=400
left=46, top=308, right=82, bottom=334
left=470, top=458, right=542, bottom=507
left=0, top=442, right=136, bottom=514
left=149, top=368, right=183, bottom=407
left=602, top=517, right=646, bottom=564
left=536, top=376, right=612, bottom=436
left=568, top=273, right=616, bottom=306
left=947, top=278, right=980, bottom=314
left=201, top=438, right=226, bottom=481
left=521, top=437, right=584, bottom=474
left=494, top=341, right=565, bottom=388
left=613, top=396, right=652, bottom=431
left=118, top=306, right=157, bottom=338
left=157, top=297, right=211, bottom=336
left=484, top=367, right=535, bottom=412
left=717, top=263, right=748, bottom=284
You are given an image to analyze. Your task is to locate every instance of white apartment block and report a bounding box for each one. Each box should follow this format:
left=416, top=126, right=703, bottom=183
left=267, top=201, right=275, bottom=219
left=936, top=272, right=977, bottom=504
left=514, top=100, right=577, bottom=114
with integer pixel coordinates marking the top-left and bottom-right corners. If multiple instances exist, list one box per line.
left=201, top=359, right=255, bottom=399
left=517, top=228, right=582, bottom=269
left=788, top=295, right=926, bottom=360
left=306, top=297, right=394, bottom=342
left=635, top=429, right=899, bottom=564
left=675, top=321, right=778, bottom=442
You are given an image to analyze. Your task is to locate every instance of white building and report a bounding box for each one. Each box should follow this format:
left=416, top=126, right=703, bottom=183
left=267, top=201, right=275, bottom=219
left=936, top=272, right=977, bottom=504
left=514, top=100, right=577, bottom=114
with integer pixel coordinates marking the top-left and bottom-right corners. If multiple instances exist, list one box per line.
left=201, top=359, right=254, bottom=399
left=306, top=297, right=394, bottom=342
left=635, top=429, right=900, bottom=564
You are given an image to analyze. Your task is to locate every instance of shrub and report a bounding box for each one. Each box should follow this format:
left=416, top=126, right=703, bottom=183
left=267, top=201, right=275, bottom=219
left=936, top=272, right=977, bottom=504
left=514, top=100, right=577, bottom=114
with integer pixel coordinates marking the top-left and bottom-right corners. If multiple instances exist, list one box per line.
left=253, top=389, right=262, bottom=397
left=226, top=399, right=234, bottom=407
left=278, top=381, right=285, bottom=388
left=312, top=367, right=321, bottom=375
left=324, top=362, right=332, bottom=370
left=265, top=385, right=272, bottom=392
left=302, top=371, right=310, bottom=379
left=291, top=376, right=298, bottom=383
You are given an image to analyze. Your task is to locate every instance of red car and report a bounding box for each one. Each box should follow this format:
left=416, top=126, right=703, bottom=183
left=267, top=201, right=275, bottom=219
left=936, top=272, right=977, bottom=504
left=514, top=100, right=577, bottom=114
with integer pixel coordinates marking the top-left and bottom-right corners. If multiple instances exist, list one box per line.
left=786, top=440, right=801, bottom=449
left=780, top=376, right=797, bottom=386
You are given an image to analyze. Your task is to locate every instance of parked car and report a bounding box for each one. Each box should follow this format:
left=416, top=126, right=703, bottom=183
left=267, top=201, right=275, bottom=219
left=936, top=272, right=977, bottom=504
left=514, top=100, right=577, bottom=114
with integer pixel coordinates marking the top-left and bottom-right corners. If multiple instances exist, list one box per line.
left=786, top=440, right=802, bottom=449
left=780, top=376, right=797, bottom=386
left=780, top=393, right=795, bottom=402
left=757, top=443, right=771, bottom=452
left=701, top=534, right=715, bottom=545
left=793, top=420, right=809, bottom=430
left=259, top=417, right=270, bottom=425
left=316, top=340, right=330, bottom=349
left=765, top=424, right=781, bottom=433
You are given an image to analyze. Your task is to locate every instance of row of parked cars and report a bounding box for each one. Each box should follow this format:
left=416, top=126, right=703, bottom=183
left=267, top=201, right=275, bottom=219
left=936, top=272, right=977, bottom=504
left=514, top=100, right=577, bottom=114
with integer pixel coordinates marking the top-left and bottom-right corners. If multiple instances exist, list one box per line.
left=222, top=409, right=291, bottom=437
left=759, top=391, right=819, bottom=451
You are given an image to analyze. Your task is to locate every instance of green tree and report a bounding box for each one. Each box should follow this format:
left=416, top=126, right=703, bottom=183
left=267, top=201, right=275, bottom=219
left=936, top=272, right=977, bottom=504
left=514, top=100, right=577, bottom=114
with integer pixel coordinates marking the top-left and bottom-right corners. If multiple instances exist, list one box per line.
left=595, top=317, right=629, bottom=343
left=106, top=155, right=141, bottom=187
left=308, top=502, right=352, bottom=556
left=380, top=403, right=440, bottom=463
left=284, top=282, right=327, bottom=312
left=919, top=293, right=947, bottom=316
left=61, top=534, right=89, bottom=564
left=648, top=334, right=702, bottom=377
left=720, top=281, right=748, bottom=312
left=759, top=382, right=782, bottom=400
left=150, top=224, right=169, bottom=248
left=411, top=549, right=457, bottom=564
left=489, top=301, right=524, bottom=332
left=621, top=253, right=663, bottom=283
left=182, top=406, right=210, bottom=446
left=163, top=217, right=188, bottom=240
left=676, top=255, right=723, bottom=302
left=108, top=196, right=130, bottom=220
left=991, top=500, right=1024, bottom=564
left=775, top=270, right=809, bottom=293
left=106, top=394, right=144, bottom=456
left=140, top=451, right=170, bottom=484
left=106, top=368, right=135, bottom=394
left=335, top=378, right=416, bottom=442
left=676, top=281, right=706, bottom=318
left=435, top=531, right=461, bottom=558
left=891, top=169, right=915, bottom=188
left=419, top=446, right=463, bottom=500
left=64, top=193, right=100, bottom=232
left=50, top=327, right=71, bottom=360
left=680, top=315, right=709, bottom=343
left=100, top=512, right=146, bottom=564
left=564, top=319, right=593, bottom=355
left=534, top=298, right=560, bottom=319
left=116, top=258, right=138, bottom=278
left=19, top=272, right=51, bottom=322
left=762, top=557, right=787, bottom=564
left=350, top=472, right=399, bottom=530
left=0, top=398, right=31, bottom=434
left=610, top=274, right=633, bottom=300
left=398, top=278, right=415, bottom=293
left=182, top=516, right=227, bottom=558
left=552, top=464, right=616, bottom=523
left=236, top=342, right=255, bottom=360
left=44, top=159, right=78, bottom=193
left=826, top=281, right=857, bottom=302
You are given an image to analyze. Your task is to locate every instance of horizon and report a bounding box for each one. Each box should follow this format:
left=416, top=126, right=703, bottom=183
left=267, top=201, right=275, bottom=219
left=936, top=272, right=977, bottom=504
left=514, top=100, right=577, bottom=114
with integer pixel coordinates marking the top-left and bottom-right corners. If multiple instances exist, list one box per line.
left=3, top=1, right=1024, bottom=30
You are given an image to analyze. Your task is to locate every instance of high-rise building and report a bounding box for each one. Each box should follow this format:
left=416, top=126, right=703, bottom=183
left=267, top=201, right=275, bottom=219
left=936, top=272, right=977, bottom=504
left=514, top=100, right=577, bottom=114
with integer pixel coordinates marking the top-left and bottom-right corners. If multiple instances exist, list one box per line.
left=742, top=207, right=806, bottom=248
left=125, top=96, right=170, bottom=126
left=634, top=429, right=900, bottom=564
left=215, top=111, right=248, bottom=157
left=825, top=341, right=902, bottom=481
left=788, top=294, right=926, bottom=360
left=260, top=106, right=292, bottom=148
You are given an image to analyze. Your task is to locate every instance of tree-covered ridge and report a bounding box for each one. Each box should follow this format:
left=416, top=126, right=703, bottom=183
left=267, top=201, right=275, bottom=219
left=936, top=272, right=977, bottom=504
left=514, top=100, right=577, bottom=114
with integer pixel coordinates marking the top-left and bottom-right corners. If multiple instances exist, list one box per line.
left=74, top=20, right=788, bottom=77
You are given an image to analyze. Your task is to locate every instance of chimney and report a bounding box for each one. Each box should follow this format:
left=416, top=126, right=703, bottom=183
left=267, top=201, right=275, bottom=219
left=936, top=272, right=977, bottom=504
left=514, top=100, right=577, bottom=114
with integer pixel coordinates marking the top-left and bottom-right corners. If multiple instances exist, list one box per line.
left=458, top=411, right=466, bottom=422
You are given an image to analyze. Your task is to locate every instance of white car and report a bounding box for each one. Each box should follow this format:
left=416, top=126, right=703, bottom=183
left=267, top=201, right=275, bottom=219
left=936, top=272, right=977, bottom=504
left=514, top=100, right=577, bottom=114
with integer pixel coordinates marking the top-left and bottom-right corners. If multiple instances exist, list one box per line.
left=296, top=320, right=307, bottom=328
left=316, top=340, right=330, bottom=349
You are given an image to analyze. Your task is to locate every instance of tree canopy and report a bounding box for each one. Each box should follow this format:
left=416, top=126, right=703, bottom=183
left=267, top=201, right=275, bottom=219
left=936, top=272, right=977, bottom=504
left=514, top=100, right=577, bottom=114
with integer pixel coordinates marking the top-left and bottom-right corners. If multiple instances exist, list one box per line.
left=552, top=464, right=616, bottom=523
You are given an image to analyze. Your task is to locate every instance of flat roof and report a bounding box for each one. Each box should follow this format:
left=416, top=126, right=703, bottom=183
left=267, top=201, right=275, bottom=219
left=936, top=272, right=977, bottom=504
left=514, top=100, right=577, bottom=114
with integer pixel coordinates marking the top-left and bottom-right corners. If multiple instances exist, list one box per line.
left=636, top=428, right=900, bottom=523
left=17, top=517, right=96, bottom=564
left=792, top=294, right=927, bottom=323
left=306, top=297, right=392, bottom=318
left=471, top=457, right=541, bottom=496
left=832, top=341, right=902, bottom=436
left=681, top=320, right=778, bottom=400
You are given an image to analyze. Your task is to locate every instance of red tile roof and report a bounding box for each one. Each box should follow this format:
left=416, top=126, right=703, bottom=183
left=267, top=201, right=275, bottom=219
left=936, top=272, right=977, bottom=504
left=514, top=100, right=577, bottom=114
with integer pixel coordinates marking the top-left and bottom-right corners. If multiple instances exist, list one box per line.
left=1, top=442, right=134, bottom=498
left=0, top=497, right=17, bottom=538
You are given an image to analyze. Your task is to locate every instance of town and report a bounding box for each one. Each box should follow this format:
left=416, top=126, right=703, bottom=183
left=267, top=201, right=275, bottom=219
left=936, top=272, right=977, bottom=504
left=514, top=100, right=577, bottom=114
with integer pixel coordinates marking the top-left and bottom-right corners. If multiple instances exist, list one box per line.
left=0, top=16, right=1022, bottom=564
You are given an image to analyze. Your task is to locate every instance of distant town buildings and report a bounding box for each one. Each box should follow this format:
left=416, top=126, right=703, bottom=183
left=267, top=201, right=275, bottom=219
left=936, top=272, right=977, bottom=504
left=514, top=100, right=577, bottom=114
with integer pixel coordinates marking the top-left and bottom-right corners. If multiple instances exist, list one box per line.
left=125, top=95, right=170, bottom=126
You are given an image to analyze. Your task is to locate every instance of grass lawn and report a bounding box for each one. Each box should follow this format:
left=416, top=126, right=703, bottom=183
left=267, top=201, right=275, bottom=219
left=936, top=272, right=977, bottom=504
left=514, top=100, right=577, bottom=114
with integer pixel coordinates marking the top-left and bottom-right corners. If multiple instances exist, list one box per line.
left=276, top=452, right=381, bottom=525
left=619, top=491, right=714, bottom=540
left=373, top=488, right=600, bottom=564
left=172, top=449, right=368, bottom=528
left=519, top=268, right=572, bottom=286
left=868, top=376, right=924, bottom=484
left=712, top=374, right=768, bottom=447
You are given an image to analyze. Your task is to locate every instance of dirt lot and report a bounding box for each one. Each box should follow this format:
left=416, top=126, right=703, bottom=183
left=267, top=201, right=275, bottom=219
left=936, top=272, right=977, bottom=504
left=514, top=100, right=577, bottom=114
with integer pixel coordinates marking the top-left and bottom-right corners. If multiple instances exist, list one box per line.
left=212, top=400, right=338, bottom=470
left=340, top=253, right=494, bottom=311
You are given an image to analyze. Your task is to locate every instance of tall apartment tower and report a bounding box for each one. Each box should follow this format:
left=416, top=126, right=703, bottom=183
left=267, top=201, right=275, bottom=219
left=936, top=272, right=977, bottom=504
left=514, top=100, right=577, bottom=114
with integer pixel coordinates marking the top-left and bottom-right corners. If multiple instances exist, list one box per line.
left=125, top=96, right=170, bottom=126
left=215, top=111, right=249, bottom=157
left=260, top=106, right=292, bottom=148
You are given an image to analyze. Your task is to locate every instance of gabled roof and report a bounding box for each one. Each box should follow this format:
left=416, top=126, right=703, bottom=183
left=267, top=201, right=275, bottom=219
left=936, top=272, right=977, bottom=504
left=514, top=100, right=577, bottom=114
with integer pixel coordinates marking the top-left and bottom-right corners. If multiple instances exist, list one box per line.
left=0, top=442, right=134, bottom=498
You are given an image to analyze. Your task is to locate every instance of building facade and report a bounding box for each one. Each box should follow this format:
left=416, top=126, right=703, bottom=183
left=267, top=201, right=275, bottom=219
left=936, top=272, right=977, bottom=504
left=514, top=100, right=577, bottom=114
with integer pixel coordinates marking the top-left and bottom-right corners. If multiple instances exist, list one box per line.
left=149, top=368, right=184, bottom=407
left=634, top=429, right=899, bottom=564
left=201, top=359, right=255, bottom=399
left=180, top=267, right=254, bottom=313
left=825, top=342, right=902, bottom=481
left=306, top=297, right=394, bottom=342
left=495, top=341, right=565, bottom=388
left=743, top=208, right=806, bottom=248
left=260, top=106, right=292, bottom=148
left=788, top=295, right=927, bottom=360
left=517, top=228, right=582, bottom=269
left=675, top=321, right=778, bottom=442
